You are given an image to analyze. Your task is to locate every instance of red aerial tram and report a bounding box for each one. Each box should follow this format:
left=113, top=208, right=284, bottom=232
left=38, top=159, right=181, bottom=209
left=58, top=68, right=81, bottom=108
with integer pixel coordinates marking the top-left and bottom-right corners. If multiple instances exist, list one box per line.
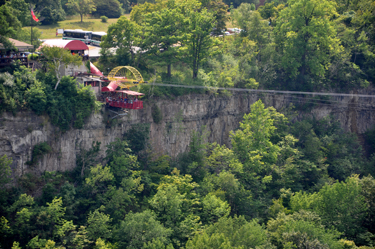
left=103, top=88, right=144, bottom=110
left=90, top=63, right=145, bottom=110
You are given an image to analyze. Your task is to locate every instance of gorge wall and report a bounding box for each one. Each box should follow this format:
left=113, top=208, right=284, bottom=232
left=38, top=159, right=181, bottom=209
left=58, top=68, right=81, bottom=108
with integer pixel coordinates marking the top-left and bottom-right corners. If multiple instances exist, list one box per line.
left=1, top=90, right=375, bottom=179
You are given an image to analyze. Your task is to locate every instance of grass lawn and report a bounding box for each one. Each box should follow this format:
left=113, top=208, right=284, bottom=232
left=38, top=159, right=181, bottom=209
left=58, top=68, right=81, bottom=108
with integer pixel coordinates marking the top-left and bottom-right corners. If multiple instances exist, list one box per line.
left=30, top=14, right=130, bottom=39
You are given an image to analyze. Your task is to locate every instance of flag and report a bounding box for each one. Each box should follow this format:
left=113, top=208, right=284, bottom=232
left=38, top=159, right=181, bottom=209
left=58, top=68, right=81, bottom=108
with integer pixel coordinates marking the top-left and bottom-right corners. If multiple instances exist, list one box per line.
left=31, top=9, right=39, bottom=22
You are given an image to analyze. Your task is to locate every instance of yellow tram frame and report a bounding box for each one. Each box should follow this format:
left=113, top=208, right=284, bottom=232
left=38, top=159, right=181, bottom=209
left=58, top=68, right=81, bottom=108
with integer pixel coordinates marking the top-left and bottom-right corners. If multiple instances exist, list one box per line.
left=107, top=66, right=145, bottom=89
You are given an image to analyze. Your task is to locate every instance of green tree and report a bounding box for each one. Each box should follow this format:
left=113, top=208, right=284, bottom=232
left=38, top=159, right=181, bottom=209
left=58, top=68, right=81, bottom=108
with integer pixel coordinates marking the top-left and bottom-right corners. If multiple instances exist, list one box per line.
left=115, top=210, right=172, bottom=249
left=274, top=0, right=342, bottom=89
left=94, top=238, right=112, bottom=249
left=130, top=1, right=162, bottom=25
left=17, top=27, right=42, bottom=49
left=101, top=16, right=141, bottom=66
left=201, top=193, right=231, bottom=224
left=5, top=0, right=30, bottom=26
left=92, top=0, right=122, bottom=18
left=267, top=211, right=343, bottom=249
left=103, top=180, right=143, bottom=221
left=204, top=143, right=243, bottom=175
left=230, top=99, right=281, bottom=178
left=315, top=176, right=367, bottom=241
left=181, top=1, right=216, bottom=78
left=76, top=141, right=101, bottom=178
left=39, top=5, right=66, bottom=25
left=66, top=0, right=96, bottom=23
left=85, top=164, right=114, bottom=193
left=0, top=155, right=12, bottom=188
left=26, top=80, right=47, bottom=115
left=150, top=169, right=201, bottom=245
left=29, top=0, right=66, bottom=25
left=221, top=0, right=258, bottom=8
left=187, top=216, right=271, bottom=248
left=186, top=232, right=238, bottom=249
left=258, top=2, right=284, bottom=26
left=108, top=152, right=139, bottom=185
left=360, top=176, right=375, bottom=242
left=143, top=1, right=184, bottom=77
left=230, top=3, right=254, bottom=34
left=40, top=46, right=82, bottom=90
left=201, top=0, right=229, bottom=36
left=86, top=208, right=112, bottom=241
left=36, top=197, right=66, bottom=239
left=351, top=0, right=375, bottom=82
left=290, top=176, right=368, bottom=241
left=0, top=5, right=22, bottom=49
left=245, top=11, right=272, bottom=62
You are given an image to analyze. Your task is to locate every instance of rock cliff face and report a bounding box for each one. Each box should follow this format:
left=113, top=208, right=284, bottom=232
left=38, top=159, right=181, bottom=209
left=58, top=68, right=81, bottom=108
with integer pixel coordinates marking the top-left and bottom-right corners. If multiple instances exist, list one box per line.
left=1, top=91, right=375, bottom=178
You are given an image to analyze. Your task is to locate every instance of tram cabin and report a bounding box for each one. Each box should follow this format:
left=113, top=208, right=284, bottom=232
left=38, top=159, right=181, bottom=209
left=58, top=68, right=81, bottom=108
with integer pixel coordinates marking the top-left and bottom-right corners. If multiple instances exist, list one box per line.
left=105, top=90, right=144, bottom=110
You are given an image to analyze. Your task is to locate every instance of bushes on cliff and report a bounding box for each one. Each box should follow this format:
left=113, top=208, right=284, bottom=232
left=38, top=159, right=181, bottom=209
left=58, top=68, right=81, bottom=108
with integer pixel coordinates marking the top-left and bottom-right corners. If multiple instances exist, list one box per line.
left=43, top=76, right=96, bottom=131
left=26, top=81, right=47, bottom=115
left=0, top=66, right=38, bottom=114
left=0, top=66, right=96, bottom=131
left=25, top=142, right=52, bottom=166
left=124, top=124, right=150, bottom=154
left=151, top=104, right=162, bottom=124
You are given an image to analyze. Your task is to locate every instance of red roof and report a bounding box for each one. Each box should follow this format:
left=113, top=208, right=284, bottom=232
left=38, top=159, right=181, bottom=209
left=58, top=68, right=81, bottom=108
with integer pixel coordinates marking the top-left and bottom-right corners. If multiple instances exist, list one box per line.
left=39, top=39, right=88, bottom=51
left=101, top=81, right=144, bottom=95
left=116, top=90, right=144, bottom=96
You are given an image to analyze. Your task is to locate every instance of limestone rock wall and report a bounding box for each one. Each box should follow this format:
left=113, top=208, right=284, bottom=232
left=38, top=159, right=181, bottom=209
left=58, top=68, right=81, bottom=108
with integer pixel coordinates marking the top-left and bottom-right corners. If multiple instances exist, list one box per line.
left=1, top=91, right=375, bottom=178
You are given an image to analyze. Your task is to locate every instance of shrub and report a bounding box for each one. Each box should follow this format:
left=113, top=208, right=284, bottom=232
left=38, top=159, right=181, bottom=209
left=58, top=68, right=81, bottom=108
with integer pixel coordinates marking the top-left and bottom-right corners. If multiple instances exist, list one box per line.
left=151, top=104, right=162, bottom=124
left=26, top=81, right=47, bottom=115
left=27, top=53, right=38, bottom=60
left=124, top=124, right=150, bottom=154
left=43, top=76, right=96, bottom=131
left=26, top=142, right=52, bottom=166
left=101, top=16, right=108, bottom=23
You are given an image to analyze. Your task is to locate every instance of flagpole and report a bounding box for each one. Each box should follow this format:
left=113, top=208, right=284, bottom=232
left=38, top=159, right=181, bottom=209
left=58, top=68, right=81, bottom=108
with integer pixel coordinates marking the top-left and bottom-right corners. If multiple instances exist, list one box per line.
left=30, top=4, right=33, bottom=49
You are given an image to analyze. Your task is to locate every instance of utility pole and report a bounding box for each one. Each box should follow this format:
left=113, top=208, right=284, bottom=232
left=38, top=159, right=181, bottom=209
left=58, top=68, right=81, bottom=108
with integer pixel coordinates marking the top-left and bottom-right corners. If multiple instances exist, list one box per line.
left=30, top=3, right=33, bottom=49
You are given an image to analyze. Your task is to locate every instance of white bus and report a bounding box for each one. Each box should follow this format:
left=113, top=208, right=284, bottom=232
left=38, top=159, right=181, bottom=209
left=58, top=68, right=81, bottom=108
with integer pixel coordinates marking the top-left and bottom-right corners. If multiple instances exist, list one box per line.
left=90, top=32, right=107, bottom=46
left=63, top=29, right=92, bottom=44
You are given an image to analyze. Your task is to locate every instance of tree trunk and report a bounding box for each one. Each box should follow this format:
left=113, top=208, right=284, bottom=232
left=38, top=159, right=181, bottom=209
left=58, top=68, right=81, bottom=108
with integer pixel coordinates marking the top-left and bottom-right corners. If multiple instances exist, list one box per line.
left=80, top=13, right=83, bottom=23
left=192, top=59, right=197, bottom=78
left=167, top=64, right=171, bottom=78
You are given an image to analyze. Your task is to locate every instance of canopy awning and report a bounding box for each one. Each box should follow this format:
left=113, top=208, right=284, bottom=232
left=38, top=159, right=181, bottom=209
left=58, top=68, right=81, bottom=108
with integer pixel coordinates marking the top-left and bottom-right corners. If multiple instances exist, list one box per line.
left=115, top=90, right=144, bottom=96
left=39, top=39, right=89, bottom=51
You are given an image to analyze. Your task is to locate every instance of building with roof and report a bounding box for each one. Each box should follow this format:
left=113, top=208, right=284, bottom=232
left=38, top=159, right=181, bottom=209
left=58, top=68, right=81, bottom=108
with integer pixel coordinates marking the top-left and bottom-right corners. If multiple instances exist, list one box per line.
left=39, top=39, right=90, bottom=76
left=0, top=38, right=34, bottom=52
left=0, top=38, right=34, bottom=67
left=39, top=39, right=89, bottom=55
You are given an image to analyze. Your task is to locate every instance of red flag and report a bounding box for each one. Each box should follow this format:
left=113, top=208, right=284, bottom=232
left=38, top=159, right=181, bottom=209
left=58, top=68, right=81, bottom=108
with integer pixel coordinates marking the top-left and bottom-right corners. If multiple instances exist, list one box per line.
left=31, top=9, right=39, bottom=22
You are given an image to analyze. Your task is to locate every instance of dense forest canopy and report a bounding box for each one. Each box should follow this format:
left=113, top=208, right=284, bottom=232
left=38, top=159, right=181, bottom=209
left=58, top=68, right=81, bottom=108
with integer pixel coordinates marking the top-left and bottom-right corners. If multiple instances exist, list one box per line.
left=1, top=0, right=375, bottom=248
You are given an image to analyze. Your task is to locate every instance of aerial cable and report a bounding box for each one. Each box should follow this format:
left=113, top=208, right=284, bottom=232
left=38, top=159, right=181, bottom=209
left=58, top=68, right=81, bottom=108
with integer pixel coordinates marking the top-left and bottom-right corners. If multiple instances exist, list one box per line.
left=149, top=82, right=375, bottom=98
left=286, top=98, right=375, bottom=111
left=286, top=96, right=375, bottom=110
